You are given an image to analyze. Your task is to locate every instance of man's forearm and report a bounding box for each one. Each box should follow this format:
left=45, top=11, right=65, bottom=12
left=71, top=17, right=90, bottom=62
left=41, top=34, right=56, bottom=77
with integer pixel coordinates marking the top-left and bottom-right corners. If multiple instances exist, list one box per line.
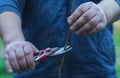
left=0, top=12, right=25, bottom=47
left=0, top=12, right=37, bottom=73
left=98, top=0, right=120, bottom=24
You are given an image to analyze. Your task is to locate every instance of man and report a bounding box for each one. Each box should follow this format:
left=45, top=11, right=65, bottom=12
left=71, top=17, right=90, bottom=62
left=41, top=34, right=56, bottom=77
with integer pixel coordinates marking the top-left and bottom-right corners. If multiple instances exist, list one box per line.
left=0, top=0, right=120, bottom=78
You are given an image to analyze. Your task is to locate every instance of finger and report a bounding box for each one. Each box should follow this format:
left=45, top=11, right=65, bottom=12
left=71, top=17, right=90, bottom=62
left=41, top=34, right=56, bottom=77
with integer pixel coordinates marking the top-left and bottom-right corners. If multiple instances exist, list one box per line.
left=24, top=45, right=35, bottom=70
left=8, top=49, right=22, bottom=73
left=67, top=2, right=94, bottom=25
left=30, top=44, right=39, bottom=52
left=87, top=22, right=105, bottom=35
left=71, top=7, right=98, bottom=31
left=75, top=13, right=101, bottom=35
left=24, top=42, right=38, bottom=52
left=15, top=46, right=28, bottom=71
left=4, top=51, right=13, bottom=73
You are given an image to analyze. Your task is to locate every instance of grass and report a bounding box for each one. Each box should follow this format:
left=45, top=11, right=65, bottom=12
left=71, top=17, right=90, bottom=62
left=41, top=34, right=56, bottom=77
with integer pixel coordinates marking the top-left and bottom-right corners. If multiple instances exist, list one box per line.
left=0, top=40, right=13, bottom=78
left=114, top=21, right=120, bottom=78
left=0, top=21, right=120, bottom=78
left=0, top=58, right=13, bottom=78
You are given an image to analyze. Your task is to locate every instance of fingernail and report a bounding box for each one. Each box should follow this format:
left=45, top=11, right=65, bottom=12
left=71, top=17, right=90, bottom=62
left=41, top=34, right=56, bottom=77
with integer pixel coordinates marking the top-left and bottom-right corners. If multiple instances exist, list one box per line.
left=70, top=26, right=74, bottom=31
left=8, top=69, right=13, bottom=73
left=30, top=66, right=35, bottom=70
left=67, top=18, right=73, bottom=25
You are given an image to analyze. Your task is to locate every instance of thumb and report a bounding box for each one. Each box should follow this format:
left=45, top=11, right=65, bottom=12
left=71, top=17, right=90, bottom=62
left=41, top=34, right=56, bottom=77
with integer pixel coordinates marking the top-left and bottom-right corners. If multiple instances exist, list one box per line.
left=30, top=44, right=39, bottom=52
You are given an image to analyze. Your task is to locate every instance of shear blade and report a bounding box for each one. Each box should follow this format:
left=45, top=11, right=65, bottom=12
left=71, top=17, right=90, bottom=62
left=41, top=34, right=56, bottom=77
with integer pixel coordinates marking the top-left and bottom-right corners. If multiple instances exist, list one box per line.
left=50, top=45, right=72, bottom=56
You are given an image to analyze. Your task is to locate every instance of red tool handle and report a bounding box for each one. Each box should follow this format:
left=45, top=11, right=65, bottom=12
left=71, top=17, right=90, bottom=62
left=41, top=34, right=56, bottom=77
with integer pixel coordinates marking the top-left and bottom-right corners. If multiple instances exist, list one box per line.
left=37, top=53, right=47, bottom=62
left=34, top=50, right=47, bottom=62
left=34, top=52, right=39, bottom=56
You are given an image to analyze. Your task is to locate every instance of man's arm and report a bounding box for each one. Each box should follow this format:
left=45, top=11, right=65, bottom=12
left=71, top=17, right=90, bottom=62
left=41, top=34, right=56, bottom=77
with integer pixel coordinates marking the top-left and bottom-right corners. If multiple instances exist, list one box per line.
left=0, top=0, right=26, bottom=46
left=0, top=0, right=37, bottom=73
left=67, top=0, right=120, bottom=35
left=98, top=0, right=120, bottom=23
left=0, top=12, right=24, bottom=46
left=115, top=0, right=120, bottom=6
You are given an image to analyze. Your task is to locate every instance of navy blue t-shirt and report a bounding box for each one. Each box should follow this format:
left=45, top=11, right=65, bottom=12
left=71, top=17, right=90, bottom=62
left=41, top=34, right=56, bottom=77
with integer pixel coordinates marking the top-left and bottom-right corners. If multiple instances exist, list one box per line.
left=0, top=0, right=119, bottom=78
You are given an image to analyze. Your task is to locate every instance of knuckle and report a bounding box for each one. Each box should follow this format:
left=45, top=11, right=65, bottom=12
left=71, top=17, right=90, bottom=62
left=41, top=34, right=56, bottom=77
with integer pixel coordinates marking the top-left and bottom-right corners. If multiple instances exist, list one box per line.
left=89, top=21, right=96, bottom=26
left=4, top=55, right=8, bottom=60
left=17, top=55, right=24, bottom=60
left=28, top=58, right=35, bottom=65
left=96, top=26, right=100, bottom=31
left=25, top=42, right=31, bottom=46
left=4, top=51, right=8, bottom=56
left=83, top=14, right=90, bottom=20
left=4, top=49, right=8, bottom=53
left=4, top=48, right=11, bottom=54
left=78, top=7, right=84, bottom=13
left=93, top=6, right=99, bottom=12
left=96, top=25, right=102, bottom=31
left=90, top=3, right=98, bottom=10
left=9, top=56, right=15, bottom=62
left=24, top=45, right=33, bottom=56
left=14, top=43, right=21, bottom=47
left=95, top=6, right=100, bottom=11
left=72, top=13, right=78, bottom=20
left=25, top=51, right=31, bottom=56
left=84, top=25, right=89, bottom=30
left=73, top=22, right=78, bottom=27
left=98, top=23, right=104, bottom=28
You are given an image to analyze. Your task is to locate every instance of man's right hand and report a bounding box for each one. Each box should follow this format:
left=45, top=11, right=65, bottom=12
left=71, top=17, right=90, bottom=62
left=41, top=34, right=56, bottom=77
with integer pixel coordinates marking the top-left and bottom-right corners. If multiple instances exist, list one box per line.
left=0, top=12, right=39, bottom=73
left=4, top=41, right=38, bottom=73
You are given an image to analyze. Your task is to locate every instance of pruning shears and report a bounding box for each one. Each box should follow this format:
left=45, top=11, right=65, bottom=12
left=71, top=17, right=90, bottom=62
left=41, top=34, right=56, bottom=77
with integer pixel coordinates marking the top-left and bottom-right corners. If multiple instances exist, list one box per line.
left=34, top=18, right=73, bottom=63
left=34, top=45, right=72, bottom=63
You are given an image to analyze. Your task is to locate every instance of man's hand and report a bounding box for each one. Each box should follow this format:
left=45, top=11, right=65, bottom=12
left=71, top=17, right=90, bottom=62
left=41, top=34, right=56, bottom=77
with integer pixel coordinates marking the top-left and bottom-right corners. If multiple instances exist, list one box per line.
left=4, top=41, right=38, bottom=73
left=0, top=12, right=39, bottom=73
left=67, top=2, right=107, bottom=35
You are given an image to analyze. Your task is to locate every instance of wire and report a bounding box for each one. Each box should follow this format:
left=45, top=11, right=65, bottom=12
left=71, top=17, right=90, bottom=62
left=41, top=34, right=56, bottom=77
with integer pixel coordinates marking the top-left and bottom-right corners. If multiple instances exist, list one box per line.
left=58, top=54, right=65, bottom=78
left=64, top=0, right=76, bottom=50
left=58, top=0, right=76, bottom=78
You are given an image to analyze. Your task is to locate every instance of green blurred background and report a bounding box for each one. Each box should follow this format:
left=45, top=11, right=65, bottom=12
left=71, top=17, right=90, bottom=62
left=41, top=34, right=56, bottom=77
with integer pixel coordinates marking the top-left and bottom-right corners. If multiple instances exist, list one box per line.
left=0, top=21, right=120, bottom=78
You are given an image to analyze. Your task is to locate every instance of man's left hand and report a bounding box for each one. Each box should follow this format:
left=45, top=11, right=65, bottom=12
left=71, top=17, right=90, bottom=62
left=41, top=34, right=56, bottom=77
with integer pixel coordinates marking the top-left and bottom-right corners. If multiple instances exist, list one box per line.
left=67, top=2, right=107, bottom=35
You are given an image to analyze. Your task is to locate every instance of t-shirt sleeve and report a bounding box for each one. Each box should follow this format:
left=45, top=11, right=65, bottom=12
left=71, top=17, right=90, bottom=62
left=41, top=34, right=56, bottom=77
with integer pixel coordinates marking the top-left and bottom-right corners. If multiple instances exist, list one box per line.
left=0, top=0, right=26, bottom=17
left=115, top=0, right=120, bottom=6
